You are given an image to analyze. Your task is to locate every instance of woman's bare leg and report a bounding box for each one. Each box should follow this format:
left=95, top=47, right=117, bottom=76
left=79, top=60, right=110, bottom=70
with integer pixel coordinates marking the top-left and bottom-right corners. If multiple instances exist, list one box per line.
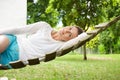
left=0, top=35, right=9, bottom=53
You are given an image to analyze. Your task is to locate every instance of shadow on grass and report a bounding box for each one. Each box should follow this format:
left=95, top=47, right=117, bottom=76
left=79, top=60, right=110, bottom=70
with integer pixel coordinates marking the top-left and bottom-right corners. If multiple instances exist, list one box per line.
left=88, top=56, right=113, bottom=61
left=55, top=55, right=113, bottom=63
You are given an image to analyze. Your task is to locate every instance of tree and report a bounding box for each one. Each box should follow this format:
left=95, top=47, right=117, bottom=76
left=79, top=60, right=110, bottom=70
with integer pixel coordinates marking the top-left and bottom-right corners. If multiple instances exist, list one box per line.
left=97, top=0, right=120, bottom=54
left=50, top=0, right=112, bottom=60
left=27, top=0, right=58, bottom=27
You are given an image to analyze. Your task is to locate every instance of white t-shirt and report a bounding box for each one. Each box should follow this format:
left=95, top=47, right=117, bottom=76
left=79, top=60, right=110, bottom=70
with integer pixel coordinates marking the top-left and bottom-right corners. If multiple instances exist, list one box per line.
left=0, top=21, right=65, bottom=61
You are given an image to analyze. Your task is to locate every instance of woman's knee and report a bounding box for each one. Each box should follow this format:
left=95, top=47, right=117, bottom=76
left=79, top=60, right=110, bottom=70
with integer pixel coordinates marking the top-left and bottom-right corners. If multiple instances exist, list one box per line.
left=0, top=35, right=9, bottom=53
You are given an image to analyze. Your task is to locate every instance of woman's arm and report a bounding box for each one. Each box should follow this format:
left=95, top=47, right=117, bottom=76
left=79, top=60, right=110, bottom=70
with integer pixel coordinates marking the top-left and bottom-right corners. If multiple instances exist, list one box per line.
left=0, top=21, right=50, bottom=35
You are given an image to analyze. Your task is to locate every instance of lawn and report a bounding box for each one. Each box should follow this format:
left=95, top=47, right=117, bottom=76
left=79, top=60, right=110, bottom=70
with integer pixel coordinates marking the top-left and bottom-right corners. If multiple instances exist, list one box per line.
left=0, top=53, right=120, bottom=80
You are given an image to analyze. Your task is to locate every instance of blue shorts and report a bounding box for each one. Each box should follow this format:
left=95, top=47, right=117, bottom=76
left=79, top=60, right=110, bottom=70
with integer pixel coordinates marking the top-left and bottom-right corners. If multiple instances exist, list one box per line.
left=0, top=34, right=19, bottom=65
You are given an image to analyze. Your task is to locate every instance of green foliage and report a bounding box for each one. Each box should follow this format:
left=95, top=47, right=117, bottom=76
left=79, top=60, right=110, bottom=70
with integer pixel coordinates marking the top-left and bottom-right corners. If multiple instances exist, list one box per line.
left=107, top=0, right=120, bottom=18
left=97, top=0, right=120, bottom=54
left=51, top=0, right=108, bottom=30
left=97, top=28, right=114, bottom=54
left=98, top=44, right=105, bottom=54
left=97, top=21, right=120, bottom=54
left=27, top=0, right=109, bottom=28
left=27, top=0, right=49, bottom=23
left=87, top=35, right=99, bottom=49
left=27, top=0, right=58, bottom=27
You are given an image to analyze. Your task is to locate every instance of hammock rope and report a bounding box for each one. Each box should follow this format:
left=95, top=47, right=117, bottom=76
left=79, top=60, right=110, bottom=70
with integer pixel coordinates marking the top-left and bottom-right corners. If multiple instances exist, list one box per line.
left=0, top=15, right=120, bottom=70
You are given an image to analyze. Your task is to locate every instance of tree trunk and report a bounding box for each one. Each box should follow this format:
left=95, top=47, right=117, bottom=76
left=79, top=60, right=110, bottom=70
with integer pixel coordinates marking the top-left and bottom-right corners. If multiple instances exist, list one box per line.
left=83, top=44, right=87, bottom=60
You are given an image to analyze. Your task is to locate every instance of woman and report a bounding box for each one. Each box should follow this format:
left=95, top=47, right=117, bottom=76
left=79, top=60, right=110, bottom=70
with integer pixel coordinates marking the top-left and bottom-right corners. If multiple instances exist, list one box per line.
left=0, top=21, right=83, bottom=65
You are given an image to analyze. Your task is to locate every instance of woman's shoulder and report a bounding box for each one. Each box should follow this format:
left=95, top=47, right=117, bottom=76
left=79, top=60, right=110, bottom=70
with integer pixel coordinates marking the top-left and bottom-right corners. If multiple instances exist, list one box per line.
left=36, top=21, right=52, bottom=30
left=29, top=21, right=50, bottom=26
left=37, top=21, right=50, bottom=25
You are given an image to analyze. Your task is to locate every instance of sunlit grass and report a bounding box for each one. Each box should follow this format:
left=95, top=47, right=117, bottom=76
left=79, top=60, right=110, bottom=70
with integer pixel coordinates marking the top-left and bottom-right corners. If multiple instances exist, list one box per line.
left=0, top=53, right=120, bottom=80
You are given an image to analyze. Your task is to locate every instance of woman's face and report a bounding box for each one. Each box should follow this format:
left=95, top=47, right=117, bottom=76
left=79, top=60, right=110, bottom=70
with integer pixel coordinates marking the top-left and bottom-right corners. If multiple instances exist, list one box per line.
left=57, top=26, right=78, bottom=41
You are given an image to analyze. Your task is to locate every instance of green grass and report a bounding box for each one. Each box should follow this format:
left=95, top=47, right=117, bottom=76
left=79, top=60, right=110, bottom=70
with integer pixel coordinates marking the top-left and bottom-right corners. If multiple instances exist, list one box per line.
left=0, top=53, right=120, bottom=80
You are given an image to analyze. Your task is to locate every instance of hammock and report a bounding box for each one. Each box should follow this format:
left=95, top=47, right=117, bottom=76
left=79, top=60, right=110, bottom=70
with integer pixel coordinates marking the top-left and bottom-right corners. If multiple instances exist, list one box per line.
left=0, top=15, right=120, bottom=70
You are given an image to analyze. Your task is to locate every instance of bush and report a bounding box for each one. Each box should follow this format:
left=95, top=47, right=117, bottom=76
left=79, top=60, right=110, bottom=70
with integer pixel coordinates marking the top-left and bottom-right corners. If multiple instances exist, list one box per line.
left=98, top=44, right=105, bottom=54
